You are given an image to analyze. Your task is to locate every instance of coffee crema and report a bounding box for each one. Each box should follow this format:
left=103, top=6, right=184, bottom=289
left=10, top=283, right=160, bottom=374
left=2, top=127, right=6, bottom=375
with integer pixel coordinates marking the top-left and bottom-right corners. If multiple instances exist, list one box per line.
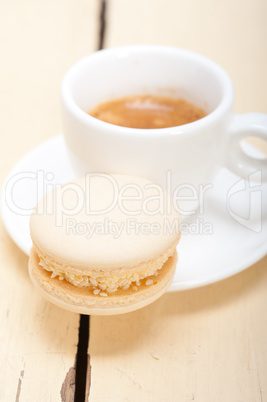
left=88, top=95, right=206, bottom=129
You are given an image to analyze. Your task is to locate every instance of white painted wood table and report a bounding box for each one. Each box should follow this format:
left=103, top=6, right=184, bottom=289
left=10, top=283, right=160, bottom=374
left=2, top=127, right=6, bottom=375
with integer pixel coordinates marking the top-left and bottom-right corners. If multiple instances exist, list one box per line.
left=0, top=0, right=266, bottom=401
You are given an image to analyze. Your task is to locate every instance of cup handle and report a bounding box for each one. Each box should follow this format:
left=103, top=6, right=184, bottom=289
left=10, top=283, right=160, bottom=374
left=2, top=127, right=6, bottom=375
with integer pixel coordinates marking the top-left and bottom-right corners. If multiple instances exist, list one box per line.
left=226, top=113, right=267, bottom=181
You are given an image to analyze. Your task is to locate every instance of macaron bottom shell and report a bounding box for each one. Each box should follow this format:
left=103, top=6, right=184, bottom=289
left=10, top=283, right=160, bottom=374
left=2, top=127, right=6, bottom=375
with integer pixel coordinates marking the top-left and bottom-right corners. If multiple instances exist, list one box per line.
left=28, top=249, right=178, bottom=315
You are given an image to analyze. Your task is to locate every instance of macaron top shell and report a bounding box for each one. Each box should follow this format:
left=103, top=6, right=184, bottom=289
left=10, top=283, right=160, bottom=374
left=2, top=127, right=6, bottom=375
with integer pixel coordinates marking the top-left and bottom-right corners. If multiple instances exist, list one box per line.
left=30, top=174, right=180, bottom=270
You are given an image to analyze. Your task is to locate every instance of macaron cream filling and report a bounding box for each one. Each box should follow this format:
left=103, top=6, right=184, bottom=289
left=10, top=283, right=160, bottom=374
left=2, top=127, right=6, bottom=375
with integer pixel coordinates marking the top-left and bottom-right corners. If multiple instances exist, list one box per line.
left=33, top=241, right=177, bottom=295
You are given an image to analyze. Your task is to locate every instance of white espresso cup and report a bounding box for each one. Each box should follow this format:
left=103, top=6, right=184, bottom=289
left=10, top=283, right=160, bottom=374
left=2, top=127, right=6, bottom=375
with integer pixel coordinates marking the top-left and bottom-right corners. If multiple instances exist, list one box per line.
left=61, top=45, right=267, bottom=191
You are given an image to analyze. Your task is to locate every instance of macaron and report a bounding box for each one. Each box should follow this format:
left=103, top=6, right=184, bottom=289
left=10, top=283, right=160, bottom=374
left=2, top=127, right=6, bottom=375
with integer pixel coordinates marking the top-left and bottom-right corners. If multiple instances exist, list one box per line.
left=29, top=174, right=181, bottom=315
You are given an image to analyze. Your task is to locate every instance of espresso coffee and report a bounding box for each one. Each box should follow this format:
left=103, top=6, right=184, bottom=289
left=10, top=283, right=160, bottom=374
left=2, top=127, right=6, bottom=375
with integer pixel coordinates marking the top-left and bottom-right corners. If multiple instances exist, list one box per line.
left=88, top=95, right=206, bottom=129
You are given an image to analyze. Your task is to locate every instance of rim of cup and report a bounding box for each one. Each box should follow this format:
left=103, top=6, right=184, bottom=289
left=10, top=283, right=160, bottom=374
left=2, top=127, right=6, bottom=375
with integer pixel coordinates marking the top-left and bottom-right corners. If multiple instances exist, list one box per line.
left=61, top=45, right=234, bottom=137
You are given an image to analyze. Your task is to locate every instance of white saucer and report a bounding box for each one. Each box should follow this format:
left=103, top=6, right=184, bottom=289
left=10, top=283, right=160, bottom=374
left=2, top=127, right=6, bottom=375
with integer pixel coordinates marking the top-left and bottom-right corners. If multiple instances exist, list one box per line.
left=1, top=135, right=267, bottom=292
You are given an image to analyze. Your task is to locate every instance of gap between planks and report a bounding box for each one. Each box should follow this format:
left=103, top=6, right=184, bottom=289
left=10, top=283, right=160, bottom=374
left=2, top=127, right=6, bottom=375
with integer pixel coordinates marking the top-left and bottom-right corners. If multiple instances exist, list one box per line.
left=62, top=1, right=108, bottom=401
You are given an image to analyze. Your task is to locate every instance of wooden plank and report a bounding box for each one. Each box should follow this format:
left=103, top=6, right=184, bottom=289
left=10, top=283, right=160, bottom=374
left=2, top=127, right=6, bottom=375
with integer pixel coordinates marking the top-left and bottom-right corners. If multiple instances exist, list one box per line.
left=106, top=0, right=267, bottom=114
left=0, top=221, right=79, bottom=402
left=89, top=0, right=267, bottom=401
left=0, top=0, right=99, bottom=169
left=0, top=1, right=99, bottom=400
left=89, top=257, right=267, bottom=402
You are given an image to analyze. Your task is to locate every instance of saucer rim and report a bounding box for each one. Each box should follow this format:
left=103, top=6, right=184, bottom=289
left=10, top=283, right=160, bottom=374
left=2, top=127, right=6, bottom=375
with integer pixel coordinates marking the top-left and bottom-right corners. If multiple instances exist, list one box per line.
left=1, top=135, right=266, bottom=292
